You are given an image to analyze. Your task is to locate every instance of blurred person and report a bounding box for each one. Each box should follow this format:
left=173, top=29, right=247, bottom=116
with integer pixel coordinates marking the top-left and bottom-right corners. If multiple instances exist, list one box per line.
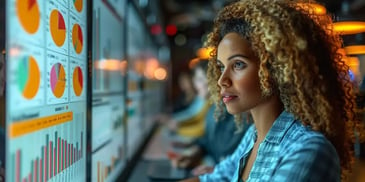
left=182, top=0, right=362, bottom=181
left=173, top=72, right=197, bottom=113
left=173, top=107, right=251, bottom=176
left=168, top=61, right=212, bottom=138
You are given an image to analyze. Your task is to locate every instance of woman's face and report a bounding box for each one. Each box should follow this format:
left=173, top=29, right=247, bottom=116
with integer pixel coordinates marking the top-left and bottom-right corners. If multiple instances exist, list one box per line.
left=193, top=68, right=208, bottom=99
left=217, top=32, right=262, bottom=114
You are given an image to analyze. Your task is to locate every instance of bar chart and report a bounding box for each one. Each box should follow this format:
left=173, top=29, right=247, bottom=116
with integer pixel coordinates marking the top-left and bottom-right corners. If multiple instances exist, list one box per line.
left=12, top=131, right=83, bottom=182
left=8, top=111, right=86, bottom=182
left=92, top=142, right=125, bottom=182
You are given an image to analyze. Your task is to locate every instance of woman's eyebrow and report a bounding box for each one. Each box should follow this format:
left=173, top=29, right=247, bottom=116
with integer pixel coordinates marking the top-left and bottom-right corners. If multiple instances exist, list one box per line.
left=227, top=54, right=249, bottom=60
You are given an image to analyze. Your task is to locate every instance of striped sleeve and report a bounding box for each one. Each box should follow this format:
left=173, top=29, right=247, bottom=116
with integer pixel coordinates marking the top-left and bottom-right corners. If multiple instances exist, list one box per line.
left=271, top=135, right=341, bottom=182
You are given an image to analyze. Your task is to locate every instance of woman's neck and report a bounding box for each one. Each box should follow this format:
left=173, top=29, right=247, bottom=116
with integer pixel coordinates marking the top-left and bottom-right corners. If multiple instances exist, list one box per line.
left=250, top=96, right=283, bottom=142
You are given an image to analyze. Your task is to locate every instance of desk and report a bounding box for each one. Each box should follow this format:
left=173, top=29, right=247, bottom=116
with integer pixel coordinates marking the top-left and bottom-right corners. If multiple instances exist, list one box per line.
left=128, top=126, right=194, bottom=182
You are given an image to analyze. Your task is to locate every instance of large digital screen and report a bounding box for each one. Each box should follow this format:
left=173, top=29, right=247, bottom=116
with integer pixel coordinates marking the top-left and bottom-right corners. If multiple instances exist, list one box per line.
left=91, top=0, right=126, bottom=181
left=6, top=0, right=87, bottom=181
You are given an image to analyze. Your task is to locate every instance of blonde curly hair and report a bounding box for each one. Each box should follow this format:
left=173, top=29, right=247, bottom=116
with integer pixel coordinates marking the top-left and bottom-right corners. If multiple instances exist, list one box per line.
left=205, top=0, right=359, bottom=179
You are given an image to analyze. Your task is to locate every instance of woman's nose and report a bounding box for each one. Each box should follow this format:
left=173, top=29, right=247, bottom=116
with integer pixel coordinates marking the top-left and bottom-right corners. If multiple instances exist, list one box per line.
left=218, top=69, right=231, bottom=88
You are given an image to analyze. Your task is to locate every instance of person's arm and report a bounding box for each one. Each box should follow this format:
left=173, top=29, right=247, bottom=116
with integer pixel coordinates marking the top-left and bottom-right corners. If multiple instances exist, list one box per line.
left=272, top=135, right=341, bottom=182
left=172, top=97, right=204, bottom=122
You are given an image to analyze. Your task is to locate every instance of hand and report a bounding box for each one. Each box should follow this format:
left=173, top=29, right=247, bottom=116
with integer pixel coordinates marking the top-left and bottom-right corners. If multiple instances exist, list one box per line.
left=192, top=165, right=214, bottom=176
left=174, top=153, right=202, bottom=169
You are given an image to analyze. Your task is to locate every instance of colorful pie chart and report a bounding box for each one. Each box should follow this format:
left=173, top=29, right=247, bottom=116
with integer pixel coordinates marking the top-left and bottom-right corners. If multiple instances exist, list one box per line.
left=18, top=56, right=40, bottom=99
left=50, top=9, right=66, bottom=47
left=72, top=24, right=83, bottom=54
left=50, top=63, right=66, bottom=98
left=16, top=0, right=40, bottom=34
left=73, top=66, right=83, bottom=96
left=74, top=0, right=83, bottom=12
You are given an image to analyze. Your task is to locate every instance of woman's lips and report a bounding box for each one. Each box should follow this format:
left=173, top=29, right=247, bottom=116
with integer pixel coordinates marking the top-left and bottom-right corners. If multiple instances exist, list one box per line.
left=222, top=95, right=237, bottom=103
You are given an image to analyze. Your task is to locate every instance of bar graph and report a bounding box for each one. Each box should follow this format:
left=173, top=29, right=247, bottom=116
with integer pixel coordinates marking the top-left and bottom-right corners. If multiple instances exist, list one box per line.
left=92, top=144, right=125, bottom=182
left=11, top=131, right=83, bottom=182
left=8, top=111, right=86, bottom=182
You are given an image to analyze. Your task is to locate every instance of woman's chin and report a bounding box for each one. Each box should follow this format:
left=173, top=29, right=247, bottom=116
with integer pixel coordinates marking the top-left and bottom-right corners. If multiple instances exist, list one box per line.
left=226, top=108, right=241, bottom=115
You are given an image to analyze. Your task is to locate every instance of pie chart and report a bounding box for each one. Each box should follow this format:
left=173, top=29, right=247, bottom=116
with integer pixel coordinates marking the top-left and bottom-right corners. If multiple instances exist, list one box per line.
left=18, top=56, right=40, bottom=99
left=50, top=9, right=66, bottom=47
left=74, top=0, right=83, bottom=12
left=73, top=66, right=83, bottom=96
left=50, top=63, right=66, bottom=98
left=72, top=24, right=83, bottom=54
left=16, top=0, right=40, bottom=34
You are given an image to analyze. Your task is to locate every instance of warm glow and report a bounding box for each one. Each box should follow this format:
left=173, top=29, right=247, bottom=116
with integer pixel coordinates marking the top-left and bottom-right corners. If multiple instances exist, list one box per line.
left=344, top=45, right=365, bottom=55
left=144, top=58, right=159, bottom=79
left=120, top=60, right=128, bottom=74
left=196, top=47, right=214, bottom=59
left=189, top=58, right=201, bottom=69
left=332, top=21, right=365, bottom=35
left=343, top=56, right=360, bottom=67
left=94, top=59, right=121, bottom=71
left=154, top=67, right=167, bottom=80
left=296, top=3, right=326, bottom=15
left=343, top=56, right=360, bottom=80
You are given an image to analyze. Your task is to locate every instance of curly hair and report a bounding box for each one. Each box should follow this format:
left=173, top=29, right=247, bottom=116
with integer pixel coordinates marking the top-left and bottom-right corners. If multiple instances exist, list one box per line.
left=205, top=0, right=359, bottom=179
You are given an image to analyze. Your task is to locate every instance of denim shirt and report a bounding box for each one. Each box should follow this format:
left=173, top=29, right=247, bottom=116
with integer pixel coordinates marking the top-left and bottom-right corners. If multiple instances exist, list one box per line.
left=199, top=111, right=341, bottom=182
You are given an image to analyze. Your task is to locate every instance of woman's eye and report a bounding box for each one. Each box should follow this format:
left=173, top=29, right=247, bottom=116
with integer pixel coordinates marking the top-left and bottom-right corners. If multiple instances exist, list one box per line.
left=233, top=61, right=246, bottom=69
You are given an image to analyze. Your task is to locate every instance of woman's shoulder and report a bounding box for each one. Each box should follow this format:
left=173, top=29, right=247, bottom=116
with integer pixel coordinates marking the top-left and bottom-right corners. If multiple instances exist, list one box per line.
left=281, top=121, right=338, bottom=157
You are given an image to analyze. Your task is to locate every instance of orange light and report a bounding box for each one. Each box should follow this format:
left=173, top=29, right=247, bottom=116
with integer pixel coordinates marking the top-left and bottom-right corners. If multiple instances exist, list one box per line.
left=120, top=60, right=128, bottom=75
left=95, top=59, right=121, bottom=71
left=344, top=45, right=365, bottom=55
left=144, top=58, right=160, bottom=79
left=189, top=58, right=200, bottom=69
left=345, top=56, right=360, bottom=66
left=296, top=3, right=326, bottom=15
left=332, top=21, right=365, bottom=35
left=154, top=67, right=167, bottom=80
left=196, top=47, right=213, bottom=59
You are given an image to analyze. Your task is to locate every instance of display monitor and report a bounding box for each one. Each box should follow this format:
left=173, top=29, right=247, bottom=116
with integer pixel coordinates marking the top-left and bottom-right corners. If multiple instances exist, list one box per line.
left=6, top=0, right=88, bottom=181
left=91, top=0, right=127, bottom=181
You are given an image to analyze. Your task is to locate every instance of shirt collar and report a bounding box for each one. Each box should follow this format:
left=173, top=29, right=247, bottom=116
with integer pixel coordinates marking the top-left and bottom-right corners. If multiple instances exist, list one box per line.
left=258, top=110, right=297, bottom=144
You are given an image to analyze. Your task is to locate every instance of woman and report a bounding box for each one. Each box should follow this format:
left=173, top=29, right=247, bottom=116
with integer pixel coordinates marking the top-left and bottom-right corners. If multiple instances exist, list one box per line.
left=183, top=0, right=359, bottom=181
left=172, top=60, right=250, bottom=176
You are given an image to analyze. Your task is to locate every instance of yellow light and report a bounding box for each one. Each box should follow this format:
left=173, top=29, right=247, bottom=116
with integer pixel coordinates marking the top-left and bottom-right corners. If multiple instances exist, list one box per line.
left=296, top=3, right=326, bottom=15
left=144, top=58, right=159, bottom=79
left=332, top=21, right=365, bottom=35
left=345, top=56, right=360, bottom=67
left=94, top=59, right=121, bottom=71
left=344, top=45, right=365, bottom=55
left=154, top=67, right=167, bottom=80
left=196, top=47, right=214, bottom=59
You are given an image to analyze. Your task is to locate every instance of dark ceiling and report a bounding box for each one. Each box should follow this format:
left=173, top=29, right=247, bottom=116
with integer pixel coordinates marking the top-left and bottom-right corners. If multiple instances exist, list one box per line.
left=158, top=0, right=365, bottom=71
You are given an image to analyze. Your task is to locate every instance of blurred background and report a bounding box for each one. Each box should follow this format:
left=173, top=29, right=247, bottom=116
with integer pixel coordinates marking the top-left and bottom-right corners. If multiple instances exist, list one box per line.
left=0, top=0, right=364, bottom=182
